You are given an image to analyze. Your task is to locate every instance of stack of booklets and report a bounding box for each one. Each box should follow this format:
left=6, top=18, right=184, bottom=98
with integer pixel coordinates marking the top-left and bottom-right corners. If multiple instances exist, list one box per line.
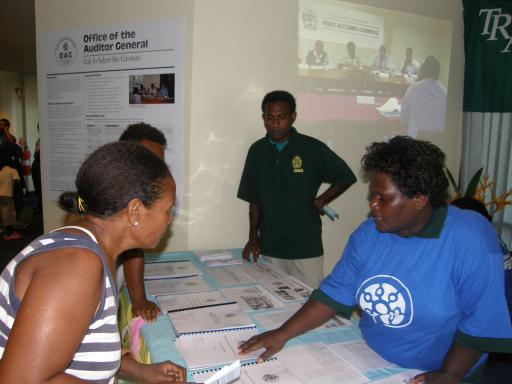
left=156, top=290, right=228, bottom=313
left=167, top=302, right=255, bottom=336
left=145, top=275, right=210, bottom=296
left=144, top=260, right=202, bottom=280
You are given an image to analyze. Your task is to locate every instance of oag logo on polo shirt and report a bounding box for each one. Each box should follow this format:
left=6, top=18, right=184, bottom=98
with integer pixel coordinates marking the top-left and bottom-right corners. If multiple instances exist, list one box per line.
left=292, top=155, right=304, bottom=173
left=356, top=275, right=413, bottom=328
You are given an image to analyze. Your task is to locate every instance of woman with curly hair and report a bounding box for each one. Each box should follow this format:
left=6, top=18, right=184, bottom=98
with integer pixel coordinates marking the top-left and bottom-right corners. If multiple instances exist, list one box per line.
left=240, top=136, right=512, bottom=383
left=0, top=141, right=186, bottom=383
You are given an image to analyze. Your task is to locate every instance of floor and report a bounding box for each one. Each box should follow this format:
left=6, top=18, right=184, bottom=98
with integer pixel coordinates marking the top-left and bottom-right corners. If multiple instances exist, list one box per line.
left=0, top=192, right=43, bottom=271
left=1, top=193, right=511, bottom=383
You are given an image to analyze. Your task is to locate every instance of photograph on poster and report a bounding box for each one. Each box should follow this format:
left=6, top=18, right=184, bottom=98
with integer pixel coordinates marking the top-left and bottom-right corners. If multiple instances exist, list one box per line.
left=297, top=0, right=452, bottom=132
left=129, top=73, right=175, bottom=104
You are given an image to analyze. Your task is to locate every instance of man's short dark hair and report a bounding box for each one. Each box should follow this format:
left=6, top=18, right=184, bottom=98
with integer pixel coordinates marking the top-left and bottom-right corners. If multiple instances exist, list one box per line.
left=362, top=136, right=449, bottom=207
left=119, top=123, right=167, bottom=147
left=261, top=90, right=296, bottom=114
left=421, top=56, right=440, bottom=80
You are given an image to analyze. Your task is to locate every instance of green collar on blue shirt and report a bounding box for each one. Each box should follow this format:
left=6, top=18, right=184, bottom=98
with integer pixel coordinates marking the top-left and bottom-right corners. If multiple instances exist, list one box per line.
left=415, top=205, right=447, bottom=239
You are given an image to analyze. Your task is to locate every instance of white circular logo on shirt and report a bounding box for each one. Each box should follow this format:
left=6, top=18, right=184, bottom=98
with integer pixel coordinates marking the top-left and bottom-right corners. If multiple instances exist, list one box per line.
left=356, top=275, right=413, bottom=328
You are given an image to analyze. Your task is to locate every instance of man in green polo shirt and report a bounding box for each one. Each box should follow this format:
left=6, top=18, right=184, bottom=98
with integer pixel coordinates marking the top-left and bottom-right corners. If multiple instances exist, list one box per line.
left=237, top=90, right=356, bottom=288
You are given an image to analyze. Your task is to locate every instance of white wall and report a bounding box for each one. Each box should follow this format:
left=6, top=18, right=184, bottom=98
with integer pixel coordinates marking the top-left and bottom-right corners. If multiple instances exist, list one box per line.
left=36, top=0, right=464, bottom=274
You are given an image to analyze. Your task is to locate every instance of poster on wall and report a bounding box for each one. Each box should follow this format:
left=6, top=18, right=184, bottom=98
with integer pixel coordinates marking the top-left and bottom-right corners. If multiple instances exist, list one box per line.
left=37, top=18, right=184, bottom=203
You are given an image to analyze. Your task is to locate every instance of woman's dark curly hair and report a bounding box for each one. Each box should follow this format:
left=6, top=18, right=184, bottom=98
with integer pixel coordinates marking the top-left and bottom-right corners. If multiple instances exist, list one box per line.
left=361, top=136, right=448, bottom=207
left=59, top=141, right=172, bottom=217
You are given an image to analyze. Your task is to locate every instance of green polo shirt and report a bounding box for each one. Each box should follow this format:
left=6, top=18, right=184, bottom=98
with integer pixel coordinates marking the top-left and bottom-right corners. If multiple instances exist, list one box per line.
left=237, top=127, right=356, bottom=259
left=311, top=205, right=511, bottom=353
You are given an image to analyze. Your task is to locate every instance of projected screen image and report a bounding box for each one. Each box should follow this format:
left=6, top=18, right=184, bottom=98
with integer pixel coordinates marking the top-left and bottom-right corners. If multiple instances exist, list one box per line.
left=297, top=0, right=452, bottom=135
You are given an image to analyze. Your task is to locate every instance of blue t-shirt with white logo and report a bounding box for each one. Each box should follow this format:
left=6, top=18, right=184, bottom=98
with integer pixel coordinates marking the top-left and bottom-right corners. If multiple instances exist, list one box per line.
left=319, top=206, right=512, bottom=371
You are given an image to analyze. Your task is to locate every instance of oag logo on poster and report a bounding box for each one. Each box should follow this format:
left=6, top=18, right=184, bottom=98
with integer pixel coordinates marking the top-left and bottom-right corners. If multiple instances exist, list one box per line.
left=55, top=37, right=77, bottom=66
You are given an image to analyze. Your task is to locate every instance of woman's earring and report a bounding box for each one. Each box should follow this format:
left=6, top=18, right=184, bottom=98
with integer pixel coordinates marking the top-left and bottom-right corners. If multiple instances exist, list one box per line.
left=134, top=221, right=139, bottom=226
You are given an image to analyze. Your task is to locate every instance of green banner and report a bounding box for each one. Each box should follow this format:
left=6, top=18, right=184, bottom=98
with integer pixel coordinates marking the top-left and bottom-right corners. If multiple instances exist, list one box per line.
left=463, top=0, right=512, bottom=112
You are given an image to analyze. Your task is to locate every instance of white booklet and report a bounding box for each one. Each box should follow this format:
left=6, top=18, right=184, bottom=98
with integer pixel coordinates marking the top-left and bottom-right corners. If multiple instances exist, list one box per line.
left=156, top=290, right=228, bottom=313
left=168, top=302, right=255, bottom=336
left=195, top=249, right=234, bottom=262
left=261, top=276, right=312, bottom=302
left=175, top=328, right=264, bottom=370
left=144, top=260, right=202, bottom=280
left=145, top=275, right=210, bottom=296
left=220, top=285, right=284, bottom=311
left=193, top=359, right=301, bottom=384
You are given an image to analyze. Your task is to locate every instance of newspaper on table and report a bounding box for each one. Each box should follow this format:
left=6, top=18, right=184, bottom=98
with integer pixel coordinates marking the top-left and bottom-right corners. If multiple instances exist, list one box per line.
left=326, top=340, right=398, bottom=372
left=220, top=285, right=284, bottom=311
left=261, top=275, right=312, bottom=302
left=276, top=342, right=367, bottom=384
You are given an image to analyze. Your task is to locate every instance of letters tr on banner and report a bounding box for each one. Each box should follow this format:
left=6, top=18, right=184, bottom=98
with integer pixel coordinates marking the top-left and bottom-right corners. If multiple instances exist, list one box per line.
left=463, top=0, right=512, bottom=112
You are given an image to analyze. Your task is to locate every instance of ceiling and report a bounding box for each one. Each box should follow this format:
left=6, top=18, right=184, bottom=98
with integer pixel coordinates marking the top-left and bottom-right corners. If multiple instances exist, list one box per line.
left=0, top=0, right=36, bottom=75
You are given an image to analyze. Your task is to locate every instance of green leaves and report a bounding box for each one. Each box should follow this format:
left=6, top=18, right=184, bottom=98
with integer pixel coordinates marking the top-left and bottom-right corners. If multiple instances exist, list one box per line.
left=445, top=168, right=460, bottom=196
left=445, top=167, right=483, bottom=198
left=464, top=167, right=483, bottom=197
